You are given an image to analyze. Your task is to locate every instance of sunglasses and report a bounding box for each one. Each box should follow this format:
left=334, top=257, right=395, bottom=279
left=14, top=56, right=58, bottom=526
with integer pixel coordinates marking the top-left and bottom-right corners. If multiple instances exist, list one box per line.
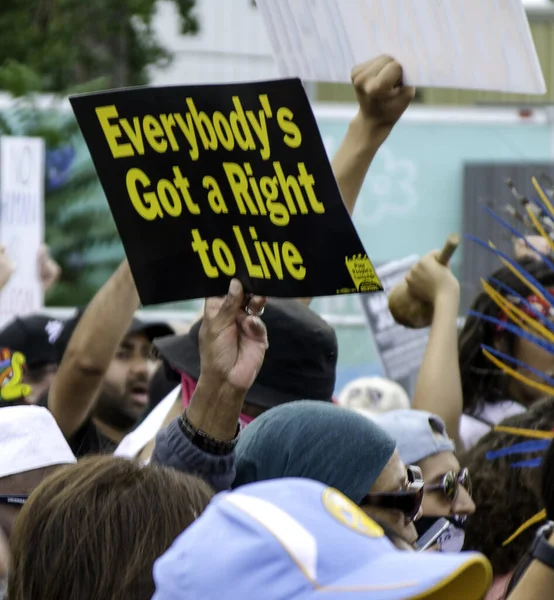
left=0, top=495, right=28, bottom=507
left=425, top=468, right=471, bottom=503
left=361, top=465, right=424, bottom=524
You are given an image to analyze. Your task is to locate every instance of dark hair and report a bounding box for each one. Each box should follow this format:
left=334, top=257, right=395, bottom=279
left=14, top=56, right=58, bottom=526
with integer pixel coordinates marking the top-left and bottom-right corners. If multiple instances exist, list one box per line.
left=461, top=398, right=554, bottom=575
left=459, top=258, right=554, bottom=416
left=8, top=456, right=214, bottom=600
left=505, top=437, right=554, bottom=595
left=542, top=438, right=554, bottom=520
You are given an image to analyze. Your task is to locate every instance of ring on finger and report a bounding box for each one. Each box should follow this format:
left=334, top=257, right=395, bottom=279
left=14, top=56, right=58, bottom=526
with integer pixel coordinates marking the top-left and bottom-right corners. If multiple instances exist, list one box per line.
left=245, top=304, right=265, bottom=317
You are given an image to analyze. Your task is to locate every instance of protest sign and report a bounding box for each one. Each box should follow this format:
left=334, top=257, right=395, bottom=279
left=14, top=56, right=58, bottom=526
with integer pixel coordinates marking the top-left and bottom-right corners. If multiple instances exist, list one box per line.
left=70, top=79, right=380, bottom=305
left=360, top=256, right=428, bottom=395
left=0, top=137, right=44, bottom=327
left=256, top=0, right=546, bottom=95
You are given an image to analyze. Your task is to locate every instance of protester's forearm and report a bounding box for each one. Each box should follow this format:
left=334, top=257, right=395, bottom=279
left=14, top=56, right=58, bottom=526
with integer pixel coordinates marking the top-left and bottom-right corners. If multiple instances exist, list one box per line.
left=49, top=260, right=140, bottom=437
left=185, top=377, right=244, bottom=441
left=508, top=532, right=554, bottom=599
left=412, top=289, right=463, bottom=448
left=297, top=116, right=387, bottom=306
left=331, top=113, right=389, bottom=216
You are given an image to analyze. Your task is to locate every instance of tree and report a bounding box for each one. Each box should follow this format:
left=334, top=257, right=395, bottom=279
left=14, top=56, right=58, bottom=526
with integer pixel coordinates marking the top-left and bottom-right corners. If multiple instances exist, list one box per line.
left=0, top=0, right=199, bottom=305
left=0, top=61, right=124, bottom=305
left=0, top=0, right=199, bottom=91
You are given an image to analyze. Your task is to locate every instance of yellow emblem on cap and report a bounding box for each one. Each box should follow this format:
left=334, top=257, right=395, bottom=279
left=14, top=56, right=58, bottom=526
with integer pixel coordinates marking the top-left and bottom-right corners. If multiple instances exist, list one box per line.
left=322, top=488, right=384, bottom=538
left=0, top=349, right=32, bottom=401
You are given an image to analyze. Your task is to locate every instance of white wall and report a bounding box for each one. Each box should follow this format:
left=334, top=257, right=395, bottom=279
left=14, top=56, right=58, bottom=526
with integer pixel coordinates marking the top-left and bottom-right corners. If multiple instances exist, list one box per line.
left=149, top=0, right=278, bottom=85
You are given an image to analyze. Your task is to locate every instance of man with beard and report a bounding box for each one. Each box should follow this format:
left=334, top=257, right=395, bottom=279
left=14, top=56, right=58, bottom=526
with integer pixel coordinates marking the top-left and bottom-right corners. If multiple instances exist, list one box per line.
left=39, top=261, right=173, bottom=456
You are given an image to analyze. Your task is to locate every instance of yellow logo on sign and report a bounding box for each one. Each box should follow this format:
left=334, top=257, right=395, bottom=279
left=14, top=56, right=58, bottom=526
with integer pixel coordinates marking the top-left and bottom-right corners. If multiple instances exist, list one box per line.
left=344, top=254, right=381, bottom=293
left=322, top=488, right=384, bottom=538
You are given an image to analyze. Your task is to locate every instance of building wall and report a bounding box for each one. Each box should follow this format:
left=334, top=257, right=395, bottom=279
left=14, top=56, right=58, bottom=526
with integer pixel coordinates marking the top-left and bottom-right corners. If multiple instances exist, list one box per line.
left=149, top=0, right=277, bottom=85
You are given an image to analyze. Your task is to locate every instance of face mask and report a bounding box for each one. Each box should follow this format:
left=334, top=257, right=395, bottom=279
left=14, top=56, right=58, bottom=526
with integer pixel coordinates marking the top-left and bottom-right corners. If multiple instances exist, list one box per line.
left=415, top=516, right=466, bottom=552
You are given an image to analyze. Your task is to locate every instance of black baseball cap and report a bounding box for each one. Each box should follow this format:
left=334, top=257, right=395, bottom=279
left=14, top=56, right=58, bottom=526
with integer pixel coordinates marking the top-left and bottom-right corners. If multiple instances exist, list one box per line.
left=54, top=307, right=175, bottom=363
left=153, top=299, right=338, bottom=410
left=0, top=315, right=63, bottom=368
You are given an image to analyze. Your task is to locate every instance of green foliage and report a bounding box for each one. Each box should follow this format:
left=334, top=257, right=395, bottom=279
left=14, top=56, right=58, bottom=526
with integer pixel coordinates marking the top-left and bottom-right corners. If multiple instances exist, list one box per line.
left=0, top=0, right=199, bottom=90
left=0, top=0, right=198, bottom=305
left=0, top=69, right=123, bottom=305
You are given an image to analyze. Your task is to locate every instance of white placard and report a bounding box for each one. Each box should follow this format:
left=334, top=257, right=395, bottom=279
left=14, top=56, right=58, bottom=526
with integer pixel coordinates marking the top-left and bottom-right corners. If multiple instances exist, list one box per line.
left=0, top=137, right=45, bottom=326
left=257, top=0, right=546, bottom=94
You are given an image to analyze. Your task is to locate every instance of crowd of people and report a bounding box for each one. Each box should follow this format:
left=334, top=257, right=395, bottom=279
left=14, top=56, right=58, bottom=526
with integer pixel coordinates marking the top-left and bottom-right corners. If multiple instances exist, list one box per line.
left=1, top=55, right=554, bottom=600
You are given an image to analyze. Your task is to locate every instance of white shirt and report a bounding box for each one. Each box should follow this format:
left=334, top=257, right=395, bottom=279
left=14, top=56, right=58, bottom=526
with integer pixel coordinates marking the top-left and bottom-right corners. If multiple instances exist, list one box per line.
left=460, top=400, right=526, bottom=450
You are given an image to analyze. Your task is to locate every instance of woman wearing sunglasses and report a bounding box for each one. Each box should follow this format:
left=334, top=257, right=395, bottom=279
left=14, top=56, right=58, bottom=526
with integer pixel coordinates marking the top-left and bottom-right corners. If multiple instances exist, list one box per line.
left=373, top=409, right=475, bottom=551
left=234, top=400, right=423, bottom=546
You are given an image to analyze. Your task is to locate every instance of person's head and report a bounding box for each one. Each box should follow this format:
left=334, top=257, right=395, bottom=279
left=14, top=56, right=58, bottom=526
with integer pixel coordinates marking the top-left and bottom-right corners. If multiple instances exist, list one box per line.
left=0, top=315, right=64, bottom=404
left=374, top=410, right=475, bottom=520
left=337, top=376, right=411, bottom=415
left=153, top=299, right=338, bottom=417
left=234, top=400, right=420, bottom=544
left=57, top=309, right=174, bottom=433
left=461, top=397, right=554, bottom=575
left=151, top=478, right=493, bottom=600
left=459, top=259, right=554, bottom=415
left=505, top=435, right=554, bottom=595
left=8, top=455, right=213, bottom=600
left=0, top=406, right=76, bottom=541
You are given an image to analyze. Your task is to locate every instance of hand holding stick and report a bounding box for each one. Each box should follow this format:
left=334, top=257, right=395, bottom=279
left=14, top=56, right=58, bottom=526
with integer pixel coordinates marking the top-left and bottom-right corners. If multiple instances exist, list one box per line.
left=388, top=234, right=460, bottom=329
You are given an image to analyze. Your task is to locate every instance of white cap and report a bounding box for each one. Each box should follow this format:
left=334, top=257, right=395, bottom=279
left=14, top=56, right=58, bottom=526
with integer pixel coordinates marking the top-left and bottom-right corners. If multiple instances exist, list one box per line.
left=337, top=377, right=411, bottom=415
left=0, top=406, right=76, bottom=479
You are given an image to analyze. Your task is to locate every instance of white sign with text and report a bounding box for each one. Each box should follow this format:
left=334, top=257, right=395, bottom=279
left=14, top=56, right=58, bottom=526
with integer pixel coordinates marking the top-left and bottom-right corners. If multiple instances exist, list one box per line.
left=0, top=137, right=45, bottom=326
left=257, top=0, right=546, bottom=94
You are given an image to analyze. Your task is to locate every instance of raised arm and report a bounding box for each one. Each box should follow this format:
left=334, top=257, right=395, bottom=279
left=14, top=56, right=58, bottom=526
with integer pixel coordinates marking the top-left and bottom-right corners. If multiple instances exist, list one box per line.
left=48, top=260, right=139, bottom=437
left=333, top=56, right=414, bottom=216
left=299, top=57, right=414, bottom=306
left=152, top=279, right=268, bottom=491
left=407, top=251, right=463, bottom=448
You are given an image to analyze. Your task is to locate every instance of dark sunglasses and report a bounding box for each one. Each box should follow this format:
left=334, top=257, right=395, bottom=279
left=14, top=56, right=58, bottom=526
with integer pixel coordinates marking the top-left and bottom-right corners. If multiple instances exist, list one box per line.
left=361, top=465, right=424, bottom=524
left=425, top=468, right=471, bottom=503
left=0, top=495, right=28, bottom=507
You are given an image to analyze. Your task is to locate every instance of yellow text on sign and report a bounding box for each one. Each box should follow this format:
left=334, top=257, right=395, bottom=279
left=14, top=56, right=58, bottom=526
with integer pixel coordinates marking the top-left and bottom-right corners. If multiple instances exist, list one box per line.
left=95, top=97, right=302, bottom=162
left=191, top=226, right=306, bottom=281
left=124, top=161, right=325, bottom=225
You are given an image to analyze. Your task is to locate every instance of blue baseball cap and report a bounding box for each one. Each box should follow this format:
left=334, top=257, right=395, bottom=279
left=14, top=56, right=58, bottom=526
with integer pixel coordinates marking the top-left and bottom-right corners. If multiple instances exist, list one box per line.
left=373, top=410, right=456, bottom=465
left=152, top=478, right=492, bottom=600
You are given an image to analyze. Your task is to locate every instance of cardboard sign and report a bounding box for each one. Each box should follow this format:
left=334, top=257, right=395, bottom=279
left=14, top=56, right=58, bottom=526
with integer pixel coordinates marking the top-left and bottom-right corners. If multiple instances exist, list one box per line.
left=256, top=0, right=546, bottom=94
left=70, top=79, right=380, bottom=305
left=0, top=137, right=45, bottom=326
left=360, top=256, right=428, bottom=396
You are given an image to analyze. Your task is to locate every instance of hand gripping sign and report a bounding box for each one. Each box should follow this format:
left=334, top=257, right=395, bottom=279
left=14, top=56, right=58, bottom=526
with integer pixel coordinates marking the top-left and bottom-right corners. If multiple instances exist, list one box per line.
left=70, top=79, right=381, bottom=305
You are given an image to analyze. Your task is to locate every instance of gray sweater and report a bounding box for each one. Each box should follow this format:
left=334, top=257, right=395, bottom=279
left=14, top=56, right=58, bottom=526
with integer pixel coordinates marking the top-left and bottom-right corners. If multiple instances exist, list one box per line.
left=151, top=418, right=236, bottom=493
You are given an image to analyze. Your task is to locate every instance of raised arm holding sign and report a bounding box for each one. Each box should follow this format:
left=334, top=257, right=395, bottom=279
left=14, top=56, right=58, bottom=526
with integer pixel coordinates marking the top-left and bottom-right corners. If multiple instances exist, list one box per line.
left=71, top=73, right=384, bottom=305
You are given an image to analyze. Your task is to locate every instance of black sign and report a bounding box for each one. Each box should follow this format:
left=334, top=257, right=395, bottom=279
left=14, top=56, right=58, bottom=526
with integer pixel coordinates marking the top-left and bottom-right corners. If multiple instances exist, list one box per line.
left=70, top=79, right=381, bottom=305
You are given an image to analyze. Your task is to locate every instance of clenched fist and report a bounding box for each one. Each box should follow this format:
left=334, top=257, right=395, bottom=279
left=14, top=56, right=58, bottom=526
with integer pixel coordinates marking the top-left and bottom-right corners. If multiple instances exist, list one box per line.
left=352, top=56, right=415, bottom=140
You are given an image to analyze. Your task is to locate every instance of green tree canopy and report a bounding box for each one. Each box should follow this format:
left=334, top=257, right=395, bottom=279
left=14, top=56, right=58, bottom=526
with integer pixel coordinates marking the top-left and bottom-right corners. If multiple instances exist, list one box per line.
left=0, top=0, right=198, bottom=91
left=0, top=0, right=199, bottom=305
